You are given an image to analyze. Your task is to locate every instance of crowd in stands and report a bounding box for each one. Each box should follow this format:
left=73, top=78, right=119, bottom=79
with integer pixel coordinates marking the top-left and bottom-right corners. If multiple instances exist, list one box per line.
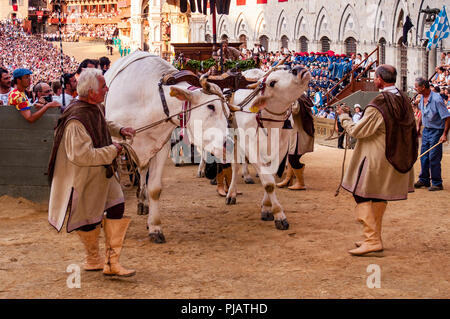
left=237, top=43, right=375, bottom=116
left=59, top=23, right=117, bottom=41
left=0, top=22, right=78, bottom=86
left=50, top=9, right=119, bottom=21
left=428, top=52, right=450, bottom=111
left=1, top=54, right=111, bottom=121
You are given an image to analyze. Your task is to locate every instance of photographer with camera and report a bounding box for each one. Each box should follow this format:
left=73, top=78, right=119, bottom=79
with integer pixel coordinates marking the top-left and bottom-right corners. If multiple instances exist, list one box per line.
left=9, top=68, right=60, bottom=123
left=33, top=82, right=62, bottom=111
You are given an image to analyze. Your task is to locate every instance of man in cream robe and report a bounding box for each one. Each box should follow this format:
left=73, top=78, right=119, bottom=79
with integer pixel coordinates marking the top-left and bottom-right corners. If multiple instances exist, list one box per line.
left=277, top=94, right=315, bottom=190
left=48, top=68, right=137, bottom=277
left=336, top=65, right=417, bottom=256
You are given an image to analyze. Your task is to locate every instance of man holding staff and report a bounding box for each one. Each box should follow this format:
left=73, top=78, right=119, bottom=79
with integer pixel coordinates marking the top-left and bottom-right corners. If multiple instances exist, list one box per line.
left=336, top=65, right=418, bottom=256
left=413, top=77, right=450, bottom=191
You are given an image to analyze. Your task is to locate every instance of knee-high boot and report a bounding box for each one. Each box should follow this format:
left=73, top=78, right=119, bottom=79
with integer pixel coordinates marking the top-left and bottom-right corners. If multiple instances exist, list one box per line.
left=276, top=163, right=294, bottom=188
left=288, top=165, right=306, bottom=190
left=103, top=217, right=136, bottom=277
left=355, top=201, right=386, bottom=248
left=77, top=226, right=103, bottom=271
left=216, top=169, right=227, bottom=197
left=348, top=201, right=385, bottom=256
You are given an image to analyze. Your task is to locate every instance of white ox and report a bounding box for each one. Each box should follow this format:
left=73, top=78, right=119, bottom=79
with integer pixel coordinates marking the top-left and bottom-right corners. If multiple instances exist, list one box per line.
left=224, top=65, right=311, bottom=230
left=104, top=52, right=231, bottom=243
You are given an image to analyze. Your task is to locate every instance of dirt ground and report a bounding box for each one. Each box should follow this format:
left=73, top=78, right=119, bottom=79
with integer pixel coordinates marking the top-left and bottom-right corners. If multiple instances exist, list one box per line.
left=0, top=144, right=449, bottom=299
left=55, top=41, right=121, bottom=65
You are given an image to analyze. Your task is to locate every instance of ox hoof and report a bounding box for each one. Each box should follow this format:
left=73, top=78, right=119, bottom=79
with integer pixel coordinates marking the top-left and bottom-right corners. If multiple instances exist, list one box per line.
left=149, top=232, right=166, bottom=244
left=137, top=204, right=149, bottom=215
left=210, top=178, right=217, bottom=185
left=275, top=219, right=290, bottom=230
left=244, top=177, right=255, bottom=184
left=137, top=203, right=144, bottom=215
left=226, top=197, right=236, bottom=205
left=261, top=211, right=274, bottom=221
left=197, top=171, right=205, bottom=178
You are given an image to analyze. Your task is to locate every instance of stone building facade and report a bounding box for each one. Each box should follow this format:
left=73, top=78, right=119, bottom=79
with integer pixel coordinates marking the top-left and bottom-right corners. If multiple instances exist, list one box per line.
left=0, top=0, right=30, bottom=21
left=129, top=0, right=449, bottom=92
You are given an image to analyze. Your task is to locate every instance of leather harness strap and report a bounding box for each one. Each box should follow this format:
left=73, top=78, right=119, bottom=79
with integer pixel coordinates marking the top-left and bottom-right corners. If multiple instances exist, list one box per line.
left=158, top=79, right=171, bottom=117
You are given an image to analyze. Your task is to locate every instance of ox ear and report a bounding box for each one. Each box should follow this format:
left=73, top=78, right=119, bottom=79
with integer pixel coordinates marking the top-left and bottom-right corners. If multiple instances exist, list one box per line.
left=249, top=96, right=269, bottom=113
left=169, top=87, right=193, bottom=102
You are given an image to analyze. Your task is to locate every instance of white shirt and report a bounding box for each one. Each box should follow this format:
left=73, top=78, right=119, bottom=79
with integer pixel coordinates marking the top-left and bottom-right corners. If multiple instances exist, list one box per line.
left=53, top=93, right=74, bottom=111
left=382, top=85, right=400, bottom=96
left=352, top=112, right=362, bottom=123
left=0, top=88, right=12, bottom=105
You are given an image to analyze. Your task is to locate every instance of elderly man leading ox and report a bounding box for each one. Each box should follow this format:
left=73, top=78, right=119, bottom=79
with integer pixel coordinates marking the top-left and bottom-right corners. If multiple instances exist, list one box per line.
left=48, top=68, right=137, bottom=277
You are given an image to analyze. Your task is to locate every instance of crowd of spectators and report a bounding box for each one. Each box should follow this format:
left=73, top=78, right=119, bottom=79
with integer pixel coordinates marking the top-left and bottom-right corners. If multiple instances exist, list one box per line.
left=0, top=22, right=78, bottom=86
left=236, top=42, right=375, bottom=115
left=58, top=23, right=117, bottom=41
left=50, top=9, right=119, bottom=21
left=1, top=55, right=111, bottom=124
left=428, top=52, right=450, bottom=111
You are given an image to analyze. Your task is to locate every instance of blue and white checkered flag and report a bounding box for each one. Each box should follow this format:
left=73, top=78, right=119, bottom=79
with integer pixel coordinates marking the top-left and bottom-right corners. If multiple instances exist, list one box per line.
left=426, top=6, right=450, bottom=50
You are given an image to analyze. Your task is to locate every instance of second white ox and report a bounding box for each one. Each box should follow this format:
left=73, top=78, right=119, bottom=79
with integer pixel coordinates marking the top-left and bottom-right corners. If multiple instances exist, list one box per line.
left=223, top=65, right=311, bottom=230
left=105, top=52, right=231, bottom=243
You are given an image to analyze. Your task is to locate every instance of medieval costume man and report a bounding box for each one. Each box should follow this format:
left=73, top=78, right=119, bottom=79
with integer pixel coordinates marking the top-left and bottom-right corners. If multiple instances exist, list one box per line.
left=48, top=68, right=136, bottom=276
left=336, top=65, right=418, bottom=256
left=277, top=93, right=315, bottom=190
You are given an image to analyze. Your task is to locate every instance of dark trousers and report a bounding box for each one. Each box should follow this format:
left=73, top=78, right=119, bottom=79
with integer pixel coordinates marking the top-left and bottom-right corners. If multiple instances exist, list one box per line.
left=288, top=140, right=304, bottom=169
left=353, top=195, right=387, bottom=204
left=419, top=127, right=444, bottom=187
left=77, top=203, right=125, bottom=232
left=337, top=121, right=344, bottom=149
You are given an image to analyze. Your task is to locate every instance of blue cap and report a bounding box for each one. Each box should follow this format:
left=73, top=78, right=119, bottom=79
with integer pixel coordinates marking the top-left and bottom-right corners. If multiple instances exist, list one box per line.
left=13, top=68, right=32, bottom=79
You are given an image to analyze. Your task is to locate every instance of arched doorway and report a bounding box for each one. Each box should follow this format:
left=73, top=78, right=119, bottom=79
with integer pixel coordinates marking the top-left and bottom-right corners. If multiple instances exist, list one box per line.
left=320, top=36, right=330, bottom=52
left=280, top=35, right=289, bottom=51
left=397, top=37, right=408, bottom=92
left=378, top=37, right=386, bottom=64
left=239, top=34, right=247, bottom=47
left=344, top=37, right=357, bottom=56
left=259, top=35, right=269, bottom=52
left=299, top=36, right=308, bottom=52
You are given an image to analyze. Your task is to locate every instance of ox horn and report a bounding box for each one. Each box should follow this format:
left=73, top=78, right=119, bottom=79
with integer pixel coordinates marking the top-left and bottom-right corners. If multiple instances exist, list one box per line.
left=200, top=74, right=224, bottom=98
left=262, top=55, right=289, bottom=79
left=246, top=82, right=259, bottom=89
left=228, top=104, right=241, bottom=112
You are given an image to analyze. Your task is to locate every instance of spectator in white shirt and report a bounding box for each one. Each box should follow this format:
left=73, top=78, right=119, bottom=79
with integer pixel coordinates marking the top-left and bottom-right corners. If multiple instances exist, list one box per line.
left=352, top=104, right=363, bottom=123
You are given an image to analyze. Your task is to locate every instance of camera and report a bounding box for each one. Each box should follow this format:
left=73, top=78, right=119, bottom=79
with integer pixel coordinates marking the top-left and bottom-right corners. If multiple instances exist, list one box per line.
left=44, top=95, right=53, bottom=103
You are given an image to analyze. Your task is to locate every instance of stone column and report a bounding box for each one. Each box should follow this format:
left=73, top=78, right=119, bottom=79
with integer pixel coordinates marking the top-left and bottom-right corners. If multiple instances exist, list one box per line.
left=130, top=15, right=144, bottom=50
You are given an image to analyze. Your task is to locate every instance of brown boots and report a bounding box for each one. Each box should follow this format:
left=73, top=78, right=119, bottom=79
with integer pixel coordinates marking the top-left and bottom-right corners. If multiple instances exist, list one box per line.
left=276, top=164, right=306, bottom=190
left=348, top=201, right=386, bottom=256
left=77, top=217, right=135, bottom=277
left=276, top=164, right=294, bottom=188
left=217, top=166, right=233, bottom=197
left=77, top=226, right=103, bottom=271
left=103, top=217, right=136, bottom=277
left=288, top=166, right=306, bottom=190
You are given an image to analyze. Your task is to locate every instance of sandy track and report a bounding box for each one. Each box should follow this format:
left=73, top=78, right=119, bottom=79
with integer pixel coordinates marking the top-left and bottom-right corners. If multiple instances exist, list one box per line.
left=0, top=144, right=449, bottom=298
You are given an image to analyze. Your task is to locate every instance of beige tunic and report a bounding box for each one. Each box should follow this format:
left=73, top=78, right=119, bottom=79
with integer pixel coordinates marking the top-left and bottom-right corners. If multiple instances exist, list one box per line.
left=48, top=119, right=124, bottom=232
left=288, top=101, right=314, bottom=156
left=339, top=106, right=414, bottom=201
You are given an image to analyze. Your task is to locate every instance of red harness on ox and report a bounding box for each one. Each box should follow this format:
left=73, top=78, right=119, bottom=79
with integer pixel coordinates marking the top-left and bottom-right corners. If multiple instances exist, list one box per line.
left=178, top=85, right=199, bottom=141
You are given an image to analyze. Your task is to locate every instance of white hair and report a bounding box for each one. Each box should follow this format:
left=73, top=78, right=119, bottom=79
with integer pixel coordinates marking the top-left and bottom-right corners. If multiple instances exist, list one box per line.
left=77, top=68, right=103, bottom=97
